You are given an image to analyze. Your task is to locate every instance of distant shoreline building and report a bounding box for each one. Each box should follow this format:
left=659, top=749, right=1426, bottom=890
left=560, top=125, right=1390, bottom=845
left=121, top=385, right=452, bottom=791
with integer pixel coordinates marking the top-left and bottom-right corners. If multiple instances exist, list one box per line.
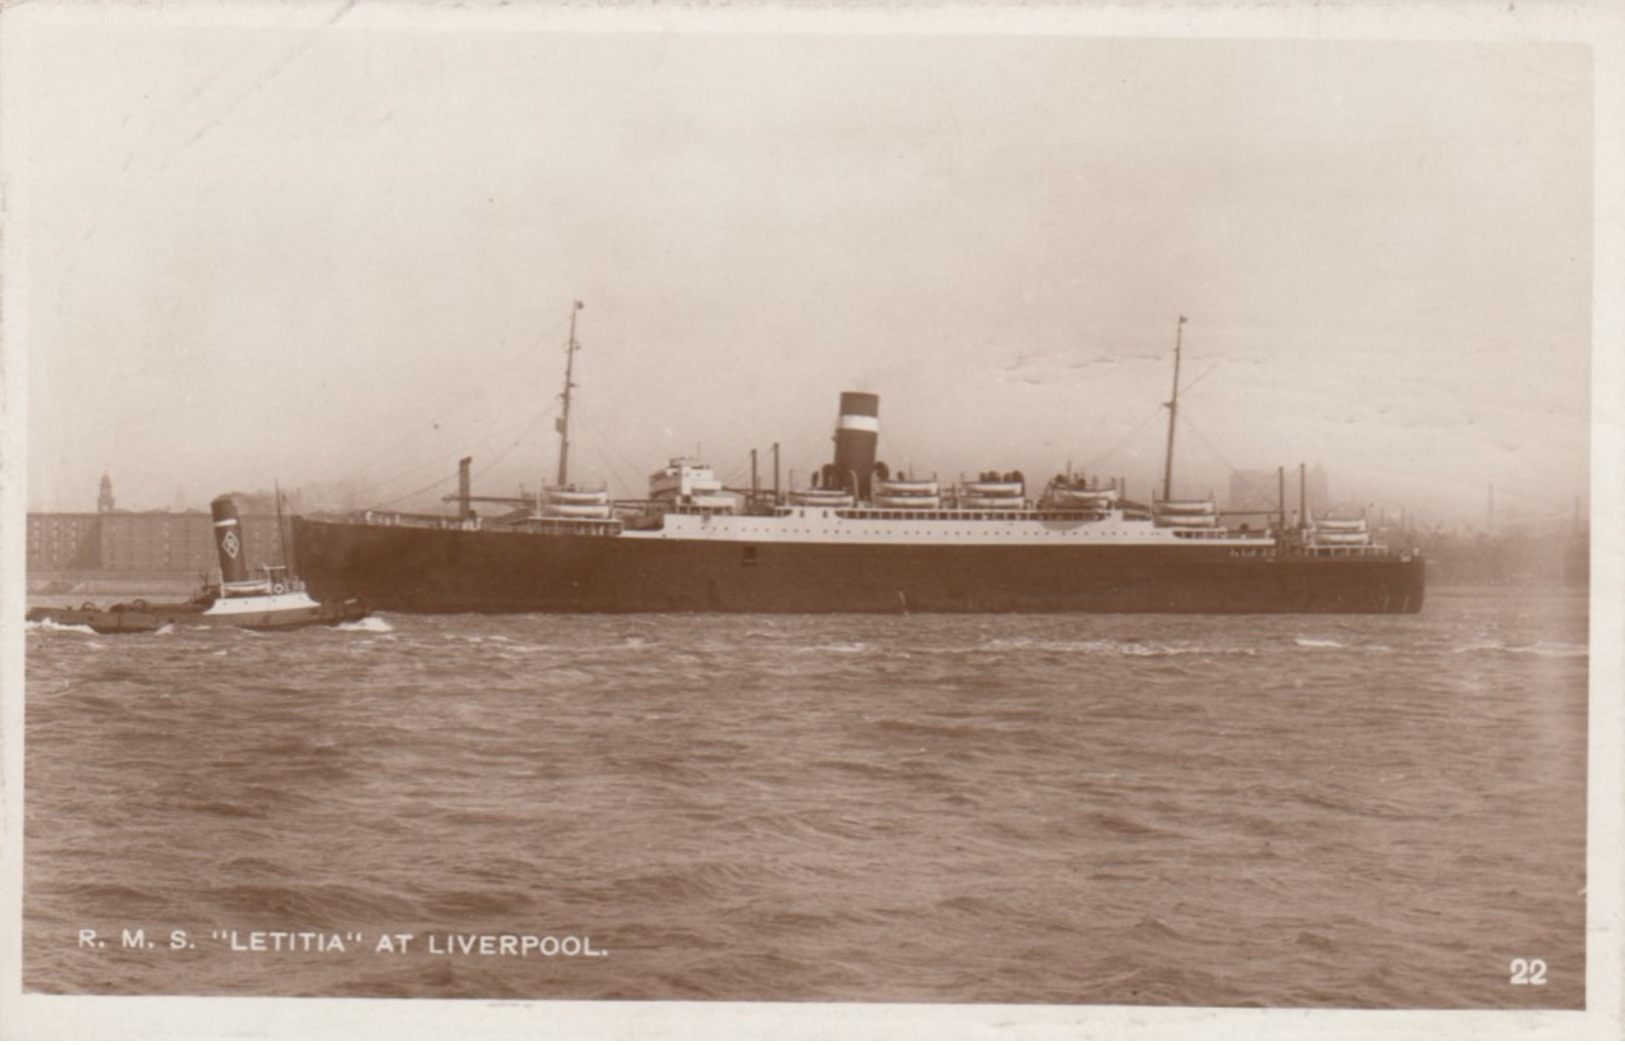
left=27, top=474, right=289, bottom=574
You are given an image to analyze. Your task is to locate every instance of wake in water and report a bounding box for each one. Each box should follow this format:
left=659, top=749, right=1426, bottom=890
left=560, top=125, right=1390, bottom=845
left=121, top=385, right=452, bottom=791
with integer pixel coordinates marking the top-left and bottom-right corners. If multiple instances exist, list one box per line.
left=337, top=616, right=395, bottom=633
left=24, top=620, right=98, bottom=636
left=1451, top=639, right=1587, bottom=658
left=979, top=636, right=1264, bottom=657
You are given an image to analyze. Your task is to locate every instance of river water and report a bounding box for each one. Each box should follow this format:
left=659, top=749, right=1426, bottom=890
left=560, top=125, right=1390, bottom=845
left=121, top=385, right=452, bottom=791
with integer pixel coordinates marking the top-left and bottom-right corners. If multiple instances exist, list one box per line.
left=22, top=587, right=1588, bottom=1011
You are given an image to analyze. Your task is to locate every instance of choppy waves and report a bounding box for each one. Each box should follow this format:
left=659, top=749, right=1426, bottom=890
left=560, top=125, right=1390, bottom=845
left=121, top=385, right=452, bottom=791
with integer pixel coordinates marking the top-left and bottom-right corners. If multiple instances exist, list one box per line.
left=22, top=590, right=1589, bottom=1008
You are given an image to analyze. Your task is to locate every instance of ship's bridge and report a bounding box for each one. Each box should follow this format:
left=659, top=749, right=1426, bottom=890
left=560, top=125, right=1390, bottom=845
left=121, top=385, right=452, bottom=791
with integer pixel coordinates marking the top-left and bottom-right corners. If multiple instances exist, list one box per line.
left=648, top=458, right=739, bottom=512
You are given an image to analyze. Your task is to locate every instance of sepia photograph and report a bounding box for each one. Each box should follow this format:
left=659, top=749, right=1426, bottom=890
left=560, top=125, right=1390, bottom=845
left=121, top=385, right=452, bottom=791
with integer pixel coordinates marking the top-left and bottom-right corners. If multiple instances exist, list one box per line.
left=2, top=0, right=1621, bottom=1037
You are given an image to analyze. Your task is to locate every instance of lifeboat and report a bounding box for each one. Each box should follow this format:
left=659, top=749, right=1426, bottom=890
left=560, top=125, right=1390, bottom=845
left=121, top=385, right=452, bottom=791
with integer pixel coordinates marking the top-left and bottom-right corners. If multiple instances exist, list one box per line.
left=545, top=487, right=610, bottom=505
left=1311, top=530, right=1372, bottom=546
left=789, top=489, right=856, bottom=508
left=541, top=502, right=613, bottom=519
left=542, top=487, right=612, bottom=519
left=1048, top=485, right=1119, bottom=508
left=1313, top=517, right=1369, bottom=532
left=873, top=478, right=941, bottom=497
left=1152, top=498, right=1218, bottom=528
left=872, top=477, right=942, bottom=509
left=1155, top=499, right=1216, bottom=515
left=962, top=480, right=1024, bottom=498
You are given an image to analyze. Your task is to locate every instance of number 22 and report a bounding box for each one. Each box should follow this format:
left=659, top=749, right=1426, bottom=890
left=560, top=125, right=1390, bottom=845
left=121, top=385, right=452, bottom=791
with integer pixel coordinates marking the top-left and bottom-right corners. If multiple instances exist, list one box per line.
left=1509, top=958, right=1547, bottom=985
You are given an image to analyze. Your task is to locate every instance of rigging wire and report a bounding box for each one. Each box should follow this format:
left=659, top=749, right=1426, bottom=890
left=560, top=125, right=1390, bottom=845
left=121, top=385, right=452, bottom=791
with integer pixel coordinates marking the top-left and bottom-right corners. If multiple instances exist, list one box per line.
left=574, top=408, right=648, bottom=497
left=1180, top=364, right=1220, bottom=398
left=719, top=457, right=752, bottom=490
left=351, top=400, right=559, bottom=509
left=352, top=455, right=459, bottom=501
left=371, top=469, right=462, bottom=510
left=367, top=410, right=557, bottom=510
left=1077, top=404, right=1166, bottom=474
left=1176, top=413, right=1241, bottom=477
left=472, top=407, right=559, bottom=484
left=345, top=309, right=581, bottom=480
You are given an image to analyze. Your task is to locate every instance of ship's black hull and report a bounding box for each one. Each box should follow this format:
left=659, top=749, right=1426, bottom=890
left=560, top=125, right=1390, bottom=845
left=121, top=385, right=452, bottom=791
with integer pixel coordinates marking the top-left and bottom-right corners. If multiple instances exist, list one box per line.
left=293, top=517, right=1426, bottom=614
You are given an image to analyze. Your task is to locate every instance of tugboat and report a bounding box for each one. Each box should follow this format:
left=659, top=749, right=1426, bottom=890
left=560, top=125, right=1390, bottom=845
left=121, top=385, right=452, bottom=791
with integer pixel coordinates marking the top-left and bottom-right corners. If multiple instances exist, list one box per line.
left=27, top=495, right=369, bottom=634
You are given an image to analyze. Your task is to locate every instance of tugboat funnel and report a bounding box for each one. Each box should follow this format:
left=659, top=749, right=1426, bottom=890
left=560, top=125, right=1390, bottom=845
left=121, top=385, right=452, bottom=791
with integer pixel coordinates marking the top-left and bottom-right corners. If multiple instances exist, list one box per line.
left=832, top=392, right=880, bottom=498
left=210, top=495, right=251, bottom=585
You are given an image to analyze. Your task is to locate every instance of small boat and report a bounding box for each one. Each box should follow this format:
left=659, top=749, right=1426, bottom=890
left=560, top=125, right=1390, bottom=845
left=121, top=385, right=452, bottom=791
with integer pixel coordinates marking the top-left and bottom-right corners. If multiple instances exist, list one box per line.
left=961, top=480, right=1025, bottom=498
left=788, top=489, right=857, bottom=507
left=539, top=503, right=614, bottom=519
left=1150, top=496, right=1219, bottom=530
left=1154, top=498, right=1217, bottom=515
left=27, top=495, right=369, bottom=635
left=1048, top=485, right=1119, bottom=509
left=1309, top=530, right=1373, bottom=546
left=872, top=478, right=941, bottom=497
left=544, top=486, right=611, bottom=505
left=1313, top=516, right=1370, bottom=532
left=871, top=477, right=943, bottom=509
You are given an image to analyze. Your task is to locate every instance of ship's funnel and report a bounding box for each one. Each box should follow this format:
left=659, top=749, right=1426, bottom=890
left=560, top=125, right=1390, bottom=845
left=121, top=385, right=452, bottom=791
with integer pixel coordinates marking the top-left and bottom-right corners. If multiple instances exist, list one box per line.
left=210, top=495, right=251, bottom=585
left=832, top=392, right=880, bottom=498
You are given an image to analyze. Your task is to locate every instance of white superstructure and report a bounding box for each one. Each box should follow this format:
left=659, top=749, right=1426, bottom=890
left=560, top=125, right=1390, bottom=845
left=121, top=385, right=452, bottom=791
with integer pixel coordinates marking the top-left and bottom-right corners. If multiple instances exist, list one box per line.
left=629, top=502, right=1272, bottom=548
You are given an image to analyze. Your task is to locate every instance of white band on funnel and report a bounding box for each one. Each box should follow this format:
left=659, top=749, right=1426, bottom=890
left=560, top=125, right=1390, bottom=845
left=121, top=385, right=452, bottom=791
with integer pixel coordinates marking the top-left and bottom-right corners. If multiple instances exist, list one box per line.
left=837, top=415, right=879, bottom=432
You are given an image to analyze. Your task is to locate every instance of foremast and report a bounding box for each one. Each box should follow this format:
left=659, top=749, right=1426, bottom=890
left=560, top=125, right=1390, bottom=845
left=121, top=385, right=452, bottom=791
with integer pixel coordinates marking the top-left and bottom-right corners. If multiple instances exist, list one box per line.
left=556, top=300, right=584, bottom=488
left=1160, top=315, right=1187, bottom=502
left=533, top=299, right=615, bottom=527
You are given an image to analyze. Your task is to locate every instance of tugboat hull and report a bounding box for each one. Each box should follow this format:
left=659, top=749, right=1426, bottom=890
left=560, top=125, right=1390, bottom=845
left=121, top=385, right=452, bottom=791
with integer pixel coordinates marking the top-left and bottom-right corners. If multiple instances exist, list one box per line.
left=26, top=593, right=370, bottom=634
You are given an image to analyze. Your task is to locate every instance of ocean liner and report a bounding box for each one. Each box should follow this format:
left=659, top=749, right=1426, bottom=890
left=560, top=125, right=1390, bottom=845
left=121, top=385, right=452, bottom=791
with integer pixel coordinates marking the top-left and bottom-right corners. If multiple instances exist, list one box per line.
left=293, top=310, right=1424, bottom=614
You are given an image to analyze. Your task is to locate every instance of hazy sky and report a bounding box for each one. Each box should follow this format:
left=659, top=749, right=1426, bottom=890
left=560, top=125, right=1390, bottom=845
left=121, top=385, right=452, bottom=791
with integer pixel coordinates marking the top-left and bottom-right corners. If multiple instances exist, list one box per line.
left=5, top=4, right=1599, bottom=528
